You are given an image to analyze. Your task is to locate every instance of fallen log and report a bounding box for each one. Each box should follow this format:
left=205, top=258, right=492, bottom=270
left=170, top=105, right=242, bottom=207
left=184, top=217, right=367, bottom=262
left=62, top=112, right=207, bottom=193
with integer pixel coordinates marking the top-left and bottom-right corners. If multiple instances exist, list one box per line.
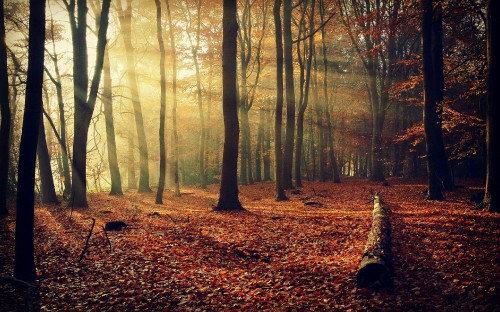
left=356, top=192, right=392, bottom=289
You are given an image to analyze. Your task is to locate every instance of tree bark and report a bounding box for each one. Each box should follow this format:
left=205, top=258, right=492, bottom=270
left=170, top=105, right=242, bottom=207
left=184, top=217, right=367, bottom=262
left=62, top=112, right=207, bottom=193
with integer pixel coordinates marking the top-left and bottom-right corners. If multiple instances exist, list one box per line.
left=68, top=0, right=111, bottom=207
left=155, top=0, right=166, bottom=204
left=294, top=0, right=315, bottom=188
left=263, top=104, right=272, bottom=181
left=481, top=0, right=499, bottom=212
left=216, top=0, right=244, bottom=211
left=117, top=0, right=151, bottom=193
left=102, top=47, right=122, bottom=195
left=37, top=112, right=58, bottom=204
left=0, top=0, right=11, bottom=216
left=274, top=0, right=287, bottom=200
left=14, top=0, right=46, bottom=282
left=282, top=0, right=296, bottom=190
left=422, top=0, right=446, bottom=200
left=255, top=108, right=264, bottom=182
left=357, top=193, right=392, bottom=289
left=166, top=0, right=181, bottom=197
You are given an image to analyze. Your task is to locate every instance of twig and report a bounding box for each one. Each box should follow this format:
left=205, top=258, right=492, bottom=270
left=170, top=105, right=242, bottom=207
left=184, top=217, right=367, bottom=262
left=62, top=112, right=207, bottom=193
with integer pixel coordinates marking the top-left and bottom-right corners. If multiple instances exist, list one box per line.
left=79, top=218, right=96, bottom=262
left=101, top=225, right=112, bottom=252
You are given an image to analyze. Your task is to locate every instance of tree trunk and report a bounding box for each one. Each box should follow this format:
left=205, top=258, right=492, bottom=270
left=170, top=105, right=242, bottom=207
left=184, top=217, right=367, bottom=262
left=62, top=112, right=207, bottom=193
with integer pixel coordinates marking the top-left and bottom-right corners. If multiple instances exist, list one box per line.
left=255, top=108, right=264, bottom=182
left=155, top=0, right=166, bottom=204
left=117, top=0, right=151, bottom=193
left=0, top=0, right=11, bottom=216
left=37, top=113, right=58, bottom=204
left=14, top=0, right=46, bottom=282
left=49, top=19, right=72, bottom=200
left=216, top=0, right=244, bottom=211
left=481, top=0, right=499, bottom=212
left=320, top=0, right=340, bottom=183
left=68, top=0, right=111, bottom=207
left=102, top=47, right=122, bottom=195
left=263, top=105, right=272, bottom=181
left=166, top=0, right=181, bottom=197
left=422, top=0, right=446, bottom=200
left=294, top=0, right=315, bottom=188
left=239, top=106, right=249, bottom=185
left=357, top=193, right=392, bottom=289
left=127, top=119, right=136, bottom=189
left=282, top=0, right=296, bottom=190
left=273, top=0, right=287, bottom=200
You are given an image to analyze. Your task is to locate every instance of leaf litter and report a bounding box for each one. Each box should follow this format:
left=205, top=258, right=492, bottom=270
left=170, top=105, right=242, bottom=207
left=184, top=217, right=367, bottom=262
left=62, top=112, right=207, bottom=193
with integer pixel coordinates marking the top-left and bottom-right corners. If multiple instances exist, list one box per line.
left=1, top=177, right=499, bottom=311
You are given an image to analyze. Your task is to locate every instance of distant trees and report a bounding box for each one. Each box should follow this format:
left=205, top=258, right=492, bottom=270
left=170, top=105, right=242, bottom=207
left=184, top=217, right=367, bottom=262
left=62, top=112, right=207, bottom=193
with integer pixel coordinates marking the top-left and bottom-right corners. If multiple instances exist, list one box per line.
left=14, top=0, right=46, bottom=282
left=116, top=0, right=151, bottom=193
left=216, top=0, right=244, bottom=211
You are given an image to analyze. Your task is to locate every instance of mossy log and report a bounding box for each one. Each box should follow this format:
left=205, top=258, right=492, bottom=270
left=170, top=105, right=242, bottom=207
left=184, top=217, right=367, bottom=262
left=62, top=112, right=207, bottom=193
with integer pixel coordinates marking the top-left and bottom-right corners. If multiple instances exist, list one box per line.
left=356, top=193, right=392, bottom=289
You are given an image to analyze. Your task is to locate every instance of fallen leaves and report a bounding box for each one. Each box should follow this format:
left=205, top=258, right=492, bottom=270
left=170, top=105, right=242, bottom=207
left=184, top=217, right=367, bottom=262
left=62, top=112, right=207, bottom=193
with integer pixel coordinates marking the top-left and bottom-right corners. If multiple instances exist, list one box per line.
left=0, top=178, right=499, bottom=311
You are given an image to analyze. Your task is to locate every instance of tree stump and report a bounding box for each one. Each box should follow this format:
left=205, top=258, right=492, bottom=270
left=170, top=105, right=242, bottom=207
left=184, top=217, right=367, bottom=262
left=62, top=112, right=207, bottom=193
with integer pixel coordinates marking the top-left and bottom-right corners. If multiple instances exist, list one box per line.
left=356, top=193, right=392, bottom=289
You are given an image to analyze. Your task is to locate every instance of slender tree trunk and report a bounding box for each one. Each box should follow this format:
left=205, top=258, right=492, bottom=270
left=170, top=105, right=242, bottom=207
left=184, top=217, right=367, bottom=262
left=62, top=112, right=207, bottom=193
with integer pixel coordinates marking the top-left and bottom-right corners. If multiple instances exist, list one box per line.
left=46, top=15, right=72, bottom=199
left=263, top=104, right=272, bottom=181
left=274, top=0, right=287, bottom=200
left=255, top=108, right=264, bottom=182
left=127, top=119, right=136, bottom=189
left=320, top=0, right=340, bottom=183
left=294, top=0, right=315, bottom=188
left=14, top=0, right=46, bottom=282
left=216, top=0, right=244, bottom=211
left=37, top=112, right=58, bottom=203
left=165, top=0, right=180, bottom=197
left=481, top=0, right=499, bottom=212
left=282, top=0, right=295, bottom=190
left=117, top=0, right=151, bottom=193
left=0, top=0, right=11, bottom=216
left=155, top=0, right=167, bottom=204
left=431, top=0, right=453, bottom=191
left=103, top=47, right=122, bottom=195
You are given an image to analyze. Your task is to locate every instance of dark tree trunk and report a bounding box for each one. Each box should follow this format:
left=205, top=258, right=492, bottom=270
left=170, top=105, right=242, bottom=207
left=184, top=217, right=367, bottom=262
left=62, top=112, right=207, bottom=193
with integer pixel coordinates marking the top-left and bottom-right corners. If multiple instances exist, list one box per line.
left=274, top=0, right=287, bottom=200
left=166, top=0, right=181, bottom=197
left=103, top=47, right=122, bottom=195
left=216, top=0, right=244, bottom=211
left=282, top=0, right=295, bottom=190
left=37, top=113, right=58, bottom=204
left=155, top=0, right=166, bottom=204
left=422, top=0, right=449, bottom=200
left=481, top=0, right=499, bottom=212
left=0, top=0, right=11, bottom=216
left=14, top=0, right=46, bottom=282
left=117, top=0, right=151, bottom=193
left=294, top=0, right=315, bottom=188
left=68, top=0, right=111, bottom=207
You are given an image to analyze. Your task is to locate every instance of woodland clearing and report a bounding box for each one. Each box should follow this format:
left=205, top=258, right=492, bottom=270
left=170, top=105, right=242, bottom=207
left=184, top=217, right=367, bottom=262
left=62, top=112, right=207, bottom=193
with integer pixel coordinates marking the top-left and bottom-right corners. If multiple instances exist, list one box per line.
left=1, top=178, right=499, bottom=311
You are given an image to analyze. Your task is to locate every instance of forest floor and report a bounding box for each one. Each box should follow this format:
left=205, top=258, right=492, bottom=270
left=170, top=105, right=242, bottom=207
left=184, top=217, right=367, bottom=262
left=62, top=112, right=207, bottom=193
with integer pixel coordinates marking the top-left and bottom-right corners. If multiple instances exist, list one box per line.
left=1, top=177, right=499, bottom=311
